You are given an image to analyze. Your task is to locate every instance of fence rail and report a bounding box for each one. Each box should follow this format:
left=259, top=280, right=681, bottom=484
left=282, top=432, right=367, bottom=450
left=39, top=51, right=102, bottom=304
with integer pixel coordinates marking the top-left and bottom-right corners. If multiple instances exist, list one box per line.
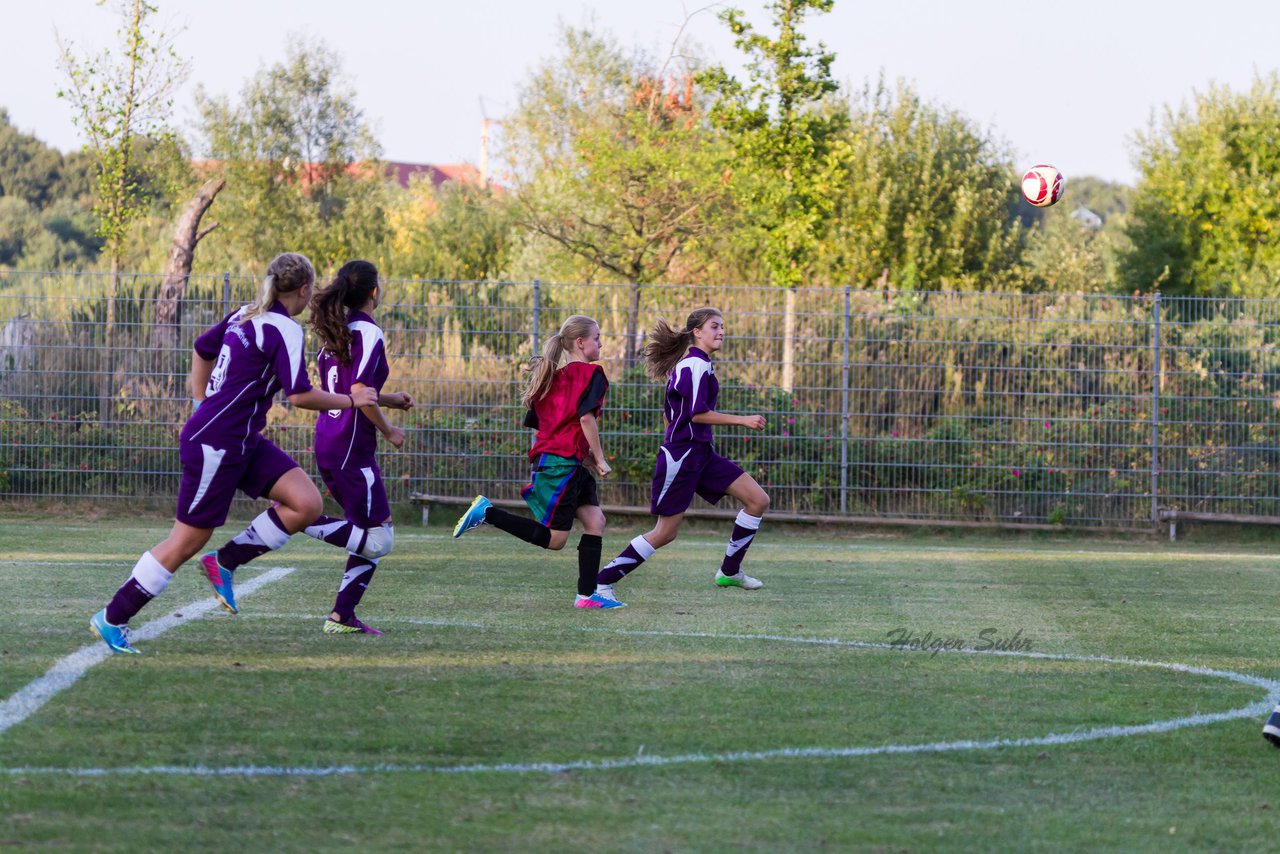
left=3, top=269, right=1280, bottom=529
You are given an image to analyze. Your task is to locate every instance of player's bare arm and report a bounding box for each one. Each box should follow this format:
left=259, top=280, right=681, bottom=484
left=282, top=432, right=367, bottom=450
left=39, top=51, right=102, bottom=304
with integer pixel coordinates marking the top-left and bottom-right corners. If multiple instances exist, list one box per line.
left=353, top=382, right=406, bottom=449
left=579, top=412, right=610, bottom=478
left=189, top=352, right=215, bottom=402
left=692, top=411, right=766, bottom=430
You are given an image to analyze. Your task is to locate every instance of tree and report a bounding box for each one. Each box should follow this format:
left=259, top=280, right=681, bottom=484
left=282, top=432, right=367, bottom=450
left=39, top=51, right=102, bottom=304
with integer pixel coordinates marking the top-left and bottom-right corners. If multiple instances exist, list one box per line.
left=1120, top=73, right=1280, bottom=297
left=822, top=78, right=1023, bottom=291
left=194, top=38, right=388, bottom=273
left=503, top=25, right=730, bottom=362
left=699, top=0, right=847, bottom=389
left=384, top=177, right=515, bottom=281
left=57, top=0, right=188, bottom=280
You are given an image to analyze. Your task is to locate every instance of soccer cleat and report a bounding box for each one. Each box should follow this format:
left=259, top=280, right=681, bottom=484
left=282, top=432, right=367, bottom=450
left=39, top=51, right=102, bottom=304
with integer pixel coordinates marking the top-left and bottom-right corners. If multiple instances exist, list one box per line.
left=323, top=615, right=384, bottom=635
left=452, top=495, right=492, bottom=538
left=90, top=608, right=141, bottom=654
left=715, top=569, right=764, bottom=590
left=1264, top=705, right=1280, bottom=747
left=574, top=593, right=626, bottom=609
left=199, top=552, right=238, bottom=614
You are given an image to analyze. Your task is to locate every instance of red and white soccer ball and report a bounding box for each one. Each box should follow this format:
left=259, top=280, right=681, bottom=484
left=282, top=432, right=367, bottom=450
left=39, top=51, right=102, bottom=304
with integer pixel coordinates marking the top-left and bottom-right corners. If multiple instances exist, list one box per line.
left=1021, top=164, right=1065, bottom=208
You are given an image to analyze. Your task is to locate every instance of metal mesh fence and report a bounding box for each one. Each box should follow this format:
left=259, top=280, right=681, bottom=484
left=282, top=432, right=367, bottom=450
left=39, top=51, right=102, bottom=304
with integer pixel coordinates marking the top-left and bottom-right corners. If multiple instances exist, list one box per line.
left=2, top=269, right=1279, bottom=529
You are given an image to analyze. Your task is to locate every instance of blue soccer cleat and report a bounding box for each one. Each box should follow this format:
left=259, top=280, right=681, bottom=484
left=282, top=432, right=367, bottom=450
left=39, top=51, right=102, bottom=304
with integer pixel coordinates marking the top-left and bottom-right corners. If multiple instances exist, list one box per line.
left=199, top=552, right=238, bottom=614
left=574, top=593, right=627, bottom=609
left=1264, top=704, right=1280, bottom=748
left=90, top=608, right=140, bottom=654
left=453, top=495, right=492, bottom=538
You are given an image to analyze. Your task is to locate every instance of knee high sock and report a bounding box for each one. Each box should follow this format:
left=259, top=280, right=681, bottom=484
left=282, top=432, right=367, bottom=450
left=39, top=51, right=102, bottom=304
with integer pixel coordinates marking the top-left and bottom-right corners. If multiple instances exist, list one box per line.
left=332, top=555, right=378, bottom=621
left=720, top=510, right=763, bottom=575
left=217, top=507, right=291, bottom=570
left=597, top=535, right=656, bottom=586
left=576, top=534, right=602, bottom=597
left=105, top=551, right=173, bottom=625
left=304, top=515, right=369, bottom=554
left=484, top=506, right=551, bottom=549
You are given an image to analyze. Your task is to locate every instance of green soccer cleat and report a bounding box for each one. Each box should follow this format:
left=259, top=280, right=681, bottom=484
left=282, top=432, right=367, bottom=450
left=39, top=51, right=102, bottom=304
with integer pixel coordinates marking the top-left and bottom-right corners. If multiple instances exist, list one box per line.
left=715, top=569, right=763, bottom=590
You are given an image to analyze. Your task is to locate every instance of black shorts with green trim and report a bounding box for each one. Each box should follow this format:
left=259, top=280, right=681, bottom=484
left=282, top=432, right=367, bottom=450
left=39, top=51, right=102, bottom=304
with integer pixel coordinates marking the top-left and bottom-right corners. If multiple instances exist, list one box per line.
left=520, top=453, right=599, bottom=531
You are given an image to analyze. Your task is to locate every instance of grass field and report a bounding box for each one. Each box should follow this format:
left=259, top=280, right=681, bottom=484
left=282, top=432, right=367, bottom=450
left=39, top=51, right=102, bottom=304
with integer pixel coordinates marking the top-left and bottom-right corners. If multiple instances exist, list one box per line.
left=3, top=512, right=1280, bottom=852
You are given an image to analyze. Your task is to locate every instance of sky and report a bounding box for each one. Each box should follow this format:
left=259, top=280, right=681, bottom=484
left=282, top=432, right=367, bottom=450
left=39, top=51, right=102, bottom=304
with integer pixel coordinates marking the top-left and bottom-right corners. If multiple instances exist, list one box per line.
left=4, top=0, right=1280, bottom=186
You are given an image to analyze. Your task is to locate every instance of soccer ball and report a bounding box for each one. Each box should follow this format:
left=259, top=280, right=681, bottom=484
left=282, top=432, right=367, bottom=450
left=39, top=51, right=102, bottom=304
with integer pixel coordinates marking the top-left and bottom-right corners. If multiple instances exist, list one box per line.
left=1021, top=164, right=1065, bottom=208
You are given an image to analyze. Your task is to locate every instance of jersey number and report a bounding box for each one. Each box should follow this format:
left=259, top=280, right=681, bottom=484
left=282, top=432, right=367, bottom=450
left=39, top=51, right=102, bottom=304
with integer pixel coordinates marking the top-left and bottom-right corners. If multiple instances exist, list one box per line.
left=207, top=345, right=232, bottom=396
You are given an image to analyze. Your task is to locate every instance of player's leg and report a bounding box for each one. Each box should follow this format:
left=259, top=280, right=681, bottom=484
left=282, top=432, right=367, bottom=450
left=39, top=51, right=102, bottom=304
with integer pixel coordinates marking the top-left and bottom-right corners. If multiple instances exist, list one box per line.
left=201, top=443, right=315, bottom=613
left=322, top=466, right=392, bottom=636
left=595, top=513, right=683, bottom=603
left=304, top=465, right=395, bottom=560
left=572, top=499, right=624, bottom=609
left=92, top=520, right=215, bottom=654
left=714, top=472, right=770, bottom=590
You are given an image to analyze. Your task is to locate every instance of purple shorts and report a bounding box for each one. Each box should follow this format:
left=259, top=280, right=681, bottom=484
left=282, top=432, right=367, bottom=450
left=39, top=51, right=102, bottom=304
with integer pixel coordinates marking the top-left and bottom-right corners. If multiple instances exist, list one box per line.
left=318, top=462, right=391, bottom=528
left=650, top=441, right=745, bottom=517
left=176, top=438, right=299, bottom=529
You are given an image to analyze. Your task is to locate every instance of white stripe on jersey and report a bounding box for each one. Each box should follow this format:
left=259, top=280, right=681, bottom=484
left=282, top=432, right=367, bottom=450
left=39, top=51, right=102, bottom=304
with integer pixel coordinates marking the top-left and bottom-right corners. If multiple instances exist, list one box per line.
left=349, top=320, right=385, bottom=381
left=672, top=356, right=714, bottom=442
left=252, top=312, right=306, bottom=391
left=188, top=444, right=227, bottom=513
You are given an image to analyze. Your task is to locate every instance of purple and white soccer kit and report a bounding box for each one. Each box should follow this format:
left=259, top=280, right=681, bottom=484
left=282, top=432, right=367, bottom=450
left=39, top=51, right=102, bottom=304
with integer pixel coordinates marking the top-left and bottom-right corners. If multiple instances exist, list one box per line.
left=649, top=347, right=744, bottom=517
left=597, top=345, right=761, bottom=590
left=312, top=310, right=392, bottom=528
left=177, top=302, right=312, bottom=528
left=305, top=311, right=392, bottom=622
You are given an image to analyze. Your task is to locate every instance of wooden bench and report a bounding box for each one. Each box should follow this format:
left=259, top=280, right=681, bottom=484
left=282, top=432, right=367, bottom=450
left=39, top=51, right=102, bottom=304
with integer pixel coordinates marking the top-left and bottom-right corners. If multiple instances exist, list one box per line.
left=408, top=492, right=1065, bottom=530
left=1157, top=508, right=1280, bottom=541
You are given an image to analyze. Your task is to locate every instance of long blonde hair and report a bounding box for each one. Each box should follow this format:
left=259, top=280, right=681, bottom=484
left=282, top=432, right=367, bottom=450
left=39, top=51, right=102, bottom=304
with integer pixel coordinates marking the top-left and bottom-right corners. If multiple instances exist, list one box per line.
left=240, top=252, right=315, bottom=323
left=642, top=307, right=722, bottom=381
left=522, top=315, right=599, bottom=408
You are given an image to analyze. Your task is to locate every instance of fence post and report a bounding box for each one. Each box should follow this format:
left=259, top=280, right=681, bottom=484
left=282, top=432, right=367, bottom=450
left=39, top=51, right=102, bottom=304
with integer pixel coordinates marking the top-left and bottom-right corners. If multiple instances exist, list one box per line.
left=1150, top=292, right=1161, bottom=526
left=840, top=284, right=851, bottom=514
left=532, top=279, right=541, bottom=355
left=222, top=272, right=231, bottom=315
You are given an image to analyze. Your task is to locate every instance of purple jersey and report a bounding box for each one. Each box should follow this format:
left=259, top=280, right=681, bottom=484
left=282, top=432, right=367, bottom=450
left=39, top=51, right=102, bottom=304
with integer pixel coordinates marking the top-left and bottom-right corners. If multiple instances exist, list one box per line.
left=181, top=302, right=312, bottom=457
left=664, top=347, right=717, bottom=444
left=314, top=310, right=389, bottom=469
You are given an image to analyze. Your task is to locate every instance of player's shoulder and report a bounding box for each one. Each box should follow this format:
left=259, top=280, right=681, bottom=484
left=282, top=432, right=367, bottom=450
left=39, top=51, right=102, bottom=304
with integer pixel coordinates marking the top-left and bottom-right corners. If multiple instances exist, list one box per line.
left=675, top=354, right=714, bottom=375
left=348, top=317, right=385, bottom=344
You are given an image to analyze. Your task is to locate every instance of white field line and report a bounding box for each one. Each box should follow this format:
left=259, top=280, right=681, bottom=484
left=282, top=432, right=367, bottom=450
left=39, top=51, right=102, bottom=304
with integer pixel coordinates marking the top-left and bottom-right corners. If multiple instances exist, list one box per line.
left=3, top=616, right=1277, bottom=778
left=0, top=567, right=295, bottom=738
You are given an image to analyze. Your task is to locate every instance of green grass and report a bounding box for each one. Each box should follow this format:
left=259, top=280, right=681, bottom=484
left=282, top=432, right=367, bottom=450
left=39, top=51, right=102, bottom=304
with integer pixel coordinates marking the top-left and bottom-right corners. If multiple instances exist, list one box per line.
left=3, top=514, right=1280, bottom=852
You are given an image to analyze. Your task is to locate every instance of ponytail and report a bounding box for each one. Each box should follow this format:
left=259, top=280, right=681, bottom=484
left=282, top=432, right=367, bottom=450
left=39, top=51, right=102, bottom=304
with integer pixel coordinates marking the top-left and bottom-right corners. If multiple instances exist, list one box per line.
left=240, top=252, right=314, bottom=324
left=309, top=259, right=380, bottom=365
left=642, top=307, right=722, bottom=381
left=522, top=315, right=598, bottom=408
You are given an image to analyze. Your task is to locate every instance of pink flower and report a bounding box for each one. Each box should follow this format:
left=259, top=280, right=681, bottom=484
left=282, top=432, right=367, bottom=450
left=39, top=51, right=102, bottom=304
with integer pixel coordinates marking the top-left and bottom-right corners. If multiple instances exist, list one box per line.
left=891, top=431, right=899, bottom=438
left=1012, top=468, right=1021, bottom=476
left=1044, top=421, right=1051, bottom=428
left=787, top=417, right=795, bottom=424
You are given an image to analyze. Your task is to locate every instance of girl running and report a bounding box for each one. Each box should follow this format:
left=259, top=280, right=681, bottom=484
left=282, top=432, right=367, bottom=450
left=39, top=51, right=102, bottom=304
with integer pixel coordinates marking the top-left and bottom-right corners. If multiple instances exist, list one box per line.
left=300, top=260, right=414, bottom=636
left=451, top=314, right=621, bottom=609
left=90, top=252, right=378, bottom=654
left=593, top=307, right=769, bottom=606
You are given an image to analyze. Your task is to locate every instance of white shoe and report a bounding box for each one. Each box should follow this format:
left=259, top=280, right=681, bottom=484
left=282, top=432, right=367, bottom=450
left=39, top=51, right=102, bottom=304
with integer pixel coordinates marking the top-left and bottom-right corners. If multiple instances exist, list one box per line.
left=594, top=584, right=621, bottom=602
left=715, top=570, right=763, bottom=590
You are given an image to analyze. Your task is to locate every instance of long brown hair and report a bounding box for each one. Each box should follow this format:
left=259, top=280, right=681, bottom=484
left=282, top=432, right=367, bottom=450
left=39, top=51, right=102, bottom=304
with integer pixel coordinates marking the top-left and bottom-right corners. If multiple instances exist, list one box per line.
left=641, top=307, right=722, bottom=381
left=522, top=315, right=598, bottom=408
left=240, top=252, right=314, bottom=323
left=309, top=260, right=379, bottom=365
